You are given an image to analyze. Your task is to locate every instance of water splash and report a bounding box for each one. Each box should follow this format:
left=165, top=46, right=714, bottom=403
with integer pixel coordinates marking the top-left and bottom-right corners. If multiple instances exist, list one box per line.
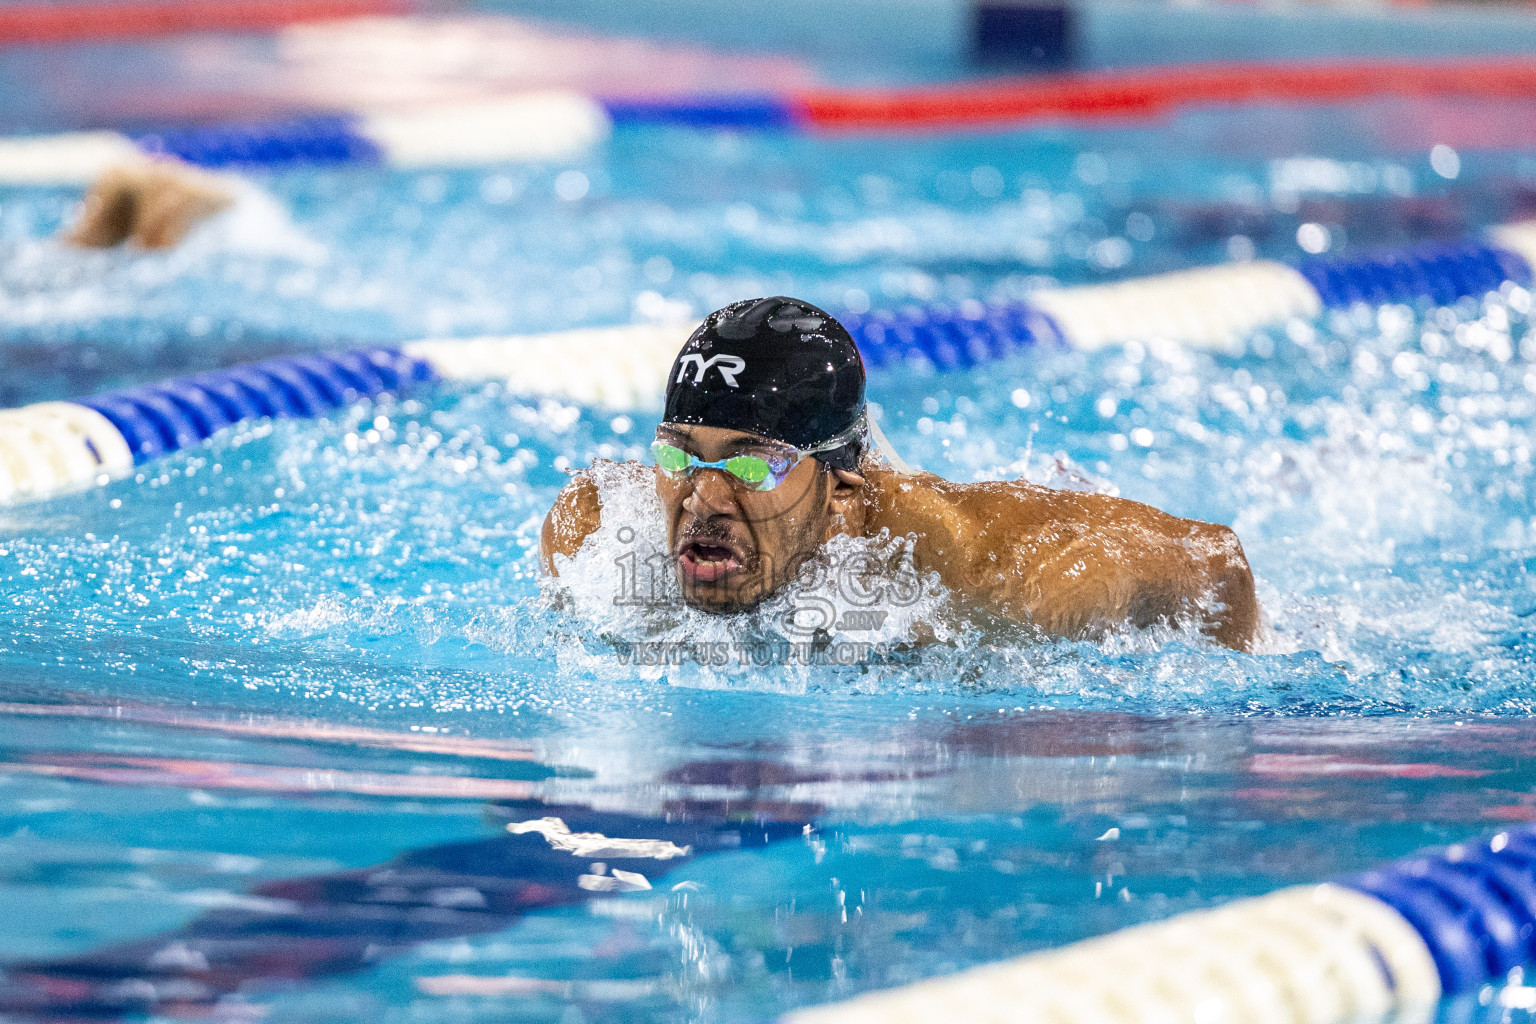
left=545, top=461, right=955, bottom=692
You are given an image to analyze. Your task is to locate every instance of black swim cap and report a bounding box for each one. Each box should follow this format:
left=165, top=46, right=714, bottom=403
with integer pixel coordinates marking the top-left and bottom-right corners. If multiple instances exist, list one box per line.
left=663, top=297, right=866, bottom=471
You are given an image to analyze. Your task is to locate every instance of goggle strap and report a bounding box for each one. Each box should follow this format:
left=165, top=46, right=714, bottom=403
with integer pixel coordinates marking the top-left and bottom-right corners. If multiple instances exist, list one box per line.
left=865, top=414, right=915, bottom=474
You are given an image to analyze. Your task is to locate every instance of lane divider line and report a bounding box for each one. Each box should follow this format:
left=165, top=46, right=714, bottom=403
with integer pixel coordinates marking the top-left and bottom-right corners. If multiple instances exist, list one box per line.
left=0, top=222, right=1531, bottom=505
left=8, top=56, right=1536, bottom=181
left=787, top=823, right=1536, bottom=1024
left=793, top=57, right=1536, bottom=132
left=1026, top=261, right=1321, bottom=356
left=0, top=402, right=134, bottom=504
left=0, top=92, right=612, bottom=184
left=402, top=323, right=688, bottom=411
left=783, top=883, right=1441, bottom=1024
left=0, top=0, right=407, bottom=47
left=0, top=131, right=148, bottom=187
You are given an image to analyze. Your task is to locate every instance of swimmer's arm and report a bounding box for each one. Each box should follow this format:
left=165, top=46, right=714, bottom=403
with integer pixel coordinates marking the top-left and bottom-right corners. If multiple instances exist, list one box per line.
left=872, top=472, right=1260, bottom=650
left=1022, top=507, right=1260, bottom=651
left=64, top=157, right=235, bottom=250
left=539, top=474, right=603, bottom=576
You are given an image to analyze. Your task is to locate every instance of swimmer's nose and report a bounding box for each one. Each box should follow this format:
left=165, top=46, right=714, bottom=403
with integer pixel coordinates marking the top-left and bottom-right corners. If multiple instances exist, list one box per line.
left=682, top=468, right=740, bottom=518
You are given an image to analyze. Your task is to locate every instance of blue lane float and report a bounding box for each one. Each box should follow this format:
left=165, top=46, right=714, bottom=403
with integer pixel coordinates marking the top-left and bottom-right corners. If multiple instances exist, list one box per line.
left=598, top=95, right=798, bottom=129
left=1342, top=831, right=1536, bottom=995
left=79, top=349, right=435, bottom=463
left=841, top=301, right=1068, bottom=371
left=133, top=114, right=383, bottom=170
left=1296, top=239, right=1533, bottom=310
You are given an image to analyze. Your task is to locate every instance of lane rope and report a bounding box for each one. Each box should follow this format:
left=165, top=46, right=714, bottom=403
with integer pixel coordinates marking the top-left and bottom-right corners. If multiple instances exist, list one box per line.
left=786, top=825, right=1536, bottom=1024
left=0, top=0, right=407, bottom=46
left=793, top=58, right=1536, bottom=131
left=0, top=219, right=1531, bottom=504
left=783, top=883, right=1441, bottom=1024
left=0, top=92, right=612, bottom=184
left=8, top=56, right=1536, bottom=181
left=6, top=56, right=1536, bottom=180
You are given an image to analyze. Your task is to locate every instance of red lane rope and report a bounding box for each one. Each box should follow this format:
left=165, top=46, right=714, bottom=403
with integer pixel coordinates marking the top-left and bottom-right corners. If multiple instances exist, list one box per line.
left=795, top=58, right=1536, bottom=130
left=0, top=0, right=408, bottom=45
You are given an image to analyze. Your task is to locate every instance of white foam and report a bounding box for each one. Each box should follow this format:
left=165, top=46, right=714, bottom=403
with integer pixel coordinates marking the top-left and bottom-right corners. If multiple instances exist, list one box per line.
left=507, top=816, right=691, bottom=860
left=176, top=179, right=328, bottom=264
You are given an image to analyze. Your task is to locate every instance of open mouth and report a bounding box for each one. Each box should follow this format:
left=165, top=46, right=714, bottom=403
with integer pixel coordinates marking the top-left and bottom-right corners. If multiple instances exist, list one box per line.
left=676, top=539, right=745, bottom=584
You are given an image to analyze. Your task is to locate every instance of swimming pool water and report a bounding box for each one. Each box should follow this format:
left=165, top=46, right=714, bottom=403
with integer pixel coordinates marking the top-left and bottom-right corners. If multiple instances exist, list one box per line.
left=7, top=97, right=1536, bottom=403
left=0, top=106, right=1534, bottom=1022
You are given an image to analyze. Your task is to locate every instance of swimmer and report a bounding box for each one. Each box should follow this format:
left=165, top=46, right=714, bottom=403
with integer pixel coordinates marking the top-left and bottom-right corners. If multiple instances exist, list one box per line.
left=542, top=297, right=1261, bottom=650
left=56, top=162, right=1260, bottom=648
left=62, top=156, right=234, bottom=250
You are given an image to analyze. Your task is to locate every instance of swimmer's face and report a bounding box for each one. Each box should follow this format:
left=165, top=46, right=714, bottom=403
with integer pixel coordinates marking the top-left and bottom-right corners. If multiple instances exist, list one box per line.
left=654, top=423, right=864, bottom=612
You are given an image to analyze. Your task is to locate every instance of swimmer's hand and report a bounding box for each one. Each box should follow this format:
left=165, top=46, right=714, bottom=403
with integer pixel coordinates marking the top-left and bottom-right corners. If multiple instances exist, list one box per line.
left=65, top=158, right=235, bottom=250
left=540, top=472, right=604, bottom=576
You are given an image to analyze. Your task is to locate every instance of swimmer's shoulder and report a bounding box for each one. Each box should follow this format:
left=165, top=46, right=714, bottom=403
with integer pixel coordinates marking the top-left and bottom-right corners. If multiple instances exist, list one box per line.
left=540, top=460, right=655, bottom=574
left=862, top=465, right=1056, bottom=540
left=866, top=464, right=1215, bottom=544
left=859, top=466, right=1063, bottom=581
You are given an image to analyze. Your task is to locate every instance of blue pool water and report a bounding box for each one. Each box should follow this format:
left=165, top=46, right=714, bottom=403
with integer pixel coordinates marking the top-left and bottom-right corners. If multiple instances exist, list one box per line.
left=0, top=106, right=1535, bottom=1022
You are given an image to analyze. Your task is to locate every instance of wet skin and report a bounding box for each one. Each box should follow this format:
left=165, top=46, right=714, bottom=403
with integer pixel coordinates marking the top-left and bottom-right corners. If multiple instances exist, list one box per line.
left=65, top=158, right=233, bottom=250
left=540, top=423, right=1261, bottom=651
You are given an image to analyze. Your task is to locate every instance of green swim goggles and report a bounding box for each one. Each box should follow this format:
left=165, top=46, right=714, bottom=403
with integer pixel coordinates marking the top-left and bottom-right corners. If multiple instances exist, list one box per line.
left=650, top=424, right=863, bottom=492
left=650, top=441, right=795, bottom=491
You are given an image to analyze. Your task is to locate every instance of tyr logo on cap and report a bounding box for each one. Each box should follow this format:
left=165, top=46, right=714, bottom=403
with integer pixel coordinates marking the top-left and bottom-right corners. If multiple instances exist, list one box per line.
left=675, top=353, right=746, bottom=388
